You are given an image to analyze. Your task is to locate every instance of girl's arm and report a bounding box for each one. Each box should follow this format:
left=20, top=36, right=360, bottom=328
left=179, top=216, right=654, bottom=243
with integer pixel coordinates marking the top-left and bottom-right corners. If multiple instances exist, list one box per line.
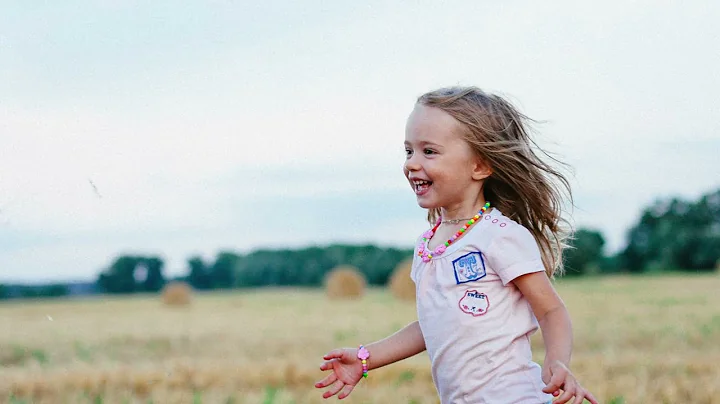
left=513, top=272, right=573, bottom=367
left=316, top=321, right=425, bottom=399
left=364, top=320, right=426, bottom=370
left=513, top=272, right=599, bottom=404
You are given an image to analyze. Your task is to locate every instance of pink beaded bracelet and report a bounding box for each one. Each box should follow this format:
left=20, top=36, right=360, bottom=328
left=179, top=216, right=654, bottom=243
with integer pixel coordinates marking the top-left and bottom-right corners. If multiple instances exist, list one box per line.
left=357, top=345, right=370, bottom=378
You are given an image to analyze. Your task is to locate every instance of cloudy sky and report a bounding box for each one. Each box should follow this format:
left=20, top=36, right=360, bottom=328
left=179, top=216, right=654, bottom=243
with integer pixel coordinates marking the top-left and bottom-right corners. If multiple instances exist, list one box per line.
left=1, top=1, right=718, bottom=283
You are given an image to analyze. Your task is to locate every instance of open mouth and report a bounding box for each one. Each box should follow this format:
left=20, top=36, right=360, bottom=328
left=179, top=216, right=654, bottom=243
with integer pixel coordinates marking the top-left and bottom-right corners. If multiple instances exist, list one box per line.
left=413, top=179, right=433, bottom=195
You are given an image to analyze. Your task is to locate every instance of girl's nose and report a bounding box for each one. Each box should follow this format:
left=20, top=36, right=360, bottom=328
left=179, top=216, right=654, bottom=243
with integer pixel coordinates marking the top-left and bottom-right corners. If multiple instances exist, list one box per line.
left=404, top=154, right=421, bottom=172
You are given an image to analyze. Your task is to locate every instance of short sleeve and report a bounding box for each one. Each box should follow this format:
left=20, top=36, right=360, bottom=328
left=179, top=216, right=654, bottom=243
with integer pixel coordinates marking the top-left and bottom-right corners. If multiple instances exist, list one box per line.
left=486, top=224, right=546, bottom=286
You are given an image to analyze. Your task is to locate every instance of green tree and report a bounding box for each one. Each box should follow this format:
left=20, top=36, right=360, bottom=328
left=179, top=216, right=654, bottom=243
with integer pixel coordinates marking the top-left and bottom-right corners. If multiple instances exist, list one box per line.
left=40, top=284, right=70, bottom=298
left=564, top=229, right=606, bottom=275
left=229, top=244, right=413, bottom=288
left=142, top=257, right=166, bottom=292
left=187, top=256, right=213, bottom=290
left=96, top=255, right=166, bottom=294
left=621, top=188, right=720, bottom=272
left=210, top=251, right=239, bottom=289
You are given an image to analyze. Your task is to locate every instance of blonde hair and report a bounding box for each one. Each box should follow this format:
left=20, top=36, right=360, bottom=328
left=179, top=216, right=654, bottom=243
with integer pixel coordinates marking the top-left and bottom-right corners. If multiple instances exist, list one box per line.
left=417, top=86, right=573, bottom=278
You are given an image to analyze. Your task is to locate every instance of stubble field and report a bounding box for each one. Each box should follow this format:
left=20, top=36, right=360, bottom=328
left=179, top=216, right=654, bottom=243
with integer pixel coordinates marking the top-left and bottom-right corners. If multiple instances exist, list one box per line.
left=1, top=274, right=719, bottom=404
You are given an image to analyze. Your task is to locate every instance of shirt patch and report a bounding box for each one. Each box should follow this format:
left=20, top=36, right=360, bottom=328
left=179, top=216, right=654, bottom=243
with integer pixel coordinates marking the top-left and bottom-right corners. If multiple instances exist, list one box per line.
left=458, top=289, right=490, bottom=316
left=452, top=251, right=486, bottom=284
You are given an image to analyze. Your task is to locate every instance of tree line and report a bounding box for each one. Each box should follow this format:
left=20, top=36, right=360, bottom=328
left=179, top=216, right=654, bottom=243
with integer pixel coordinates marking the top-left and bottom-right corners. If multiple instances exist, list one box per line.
left=1, top=188, right=718, bottom=300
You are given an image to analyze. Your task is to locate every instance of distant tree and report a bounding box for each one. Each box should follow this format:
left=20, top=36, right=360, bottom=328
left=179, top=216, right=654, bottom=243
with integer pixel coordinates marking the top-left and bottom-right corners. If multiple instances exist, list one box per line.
left=142, top=257, right=166, bottom=292
left=228, top=244, right=413, bottom=288
left=187, top=256, right=213, bottom=290
left=621, top=188, right=720, bottom=272
left=563, top=228, right=606, bottom=275
left=0, top=284, right=7, bottom=300
left=96, top=255, right=166, bottom=294
left=210, top=251, right=239, bottom=289
left=40, top=284, right=70, bottom=298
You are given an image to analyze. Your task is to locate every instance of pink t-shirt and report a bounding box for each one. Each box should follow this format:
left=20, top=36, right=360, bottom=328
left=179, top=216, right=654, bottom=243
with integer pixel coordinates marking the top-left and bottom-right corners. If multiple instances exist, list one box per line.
left=410, top=208, right=553, bottom=404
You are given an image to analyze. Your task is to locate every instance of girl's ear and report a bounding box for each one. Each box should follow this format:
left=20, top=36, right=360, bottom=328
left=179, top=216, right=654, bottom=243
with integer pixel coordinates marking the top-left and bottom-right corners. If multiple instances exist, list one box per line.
left=472, top=158, right=492, bottom=181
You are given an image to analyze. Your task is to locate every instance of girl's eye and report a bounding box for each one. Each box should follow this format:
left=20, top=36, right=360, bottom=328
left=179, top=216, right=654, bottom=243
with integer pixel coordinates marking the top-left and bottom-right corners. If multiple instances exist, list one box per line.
left=405, top=149, right=412, bottom=157
left=423, top=149, right=435, bottom=155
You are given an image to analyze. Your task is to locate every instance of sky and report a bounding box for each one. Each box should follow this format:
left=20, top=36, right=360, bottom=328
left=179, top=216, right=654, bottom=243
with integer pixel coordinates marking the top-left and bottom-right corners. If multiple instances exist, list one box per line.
left=1, top=1, right=719, bottom=283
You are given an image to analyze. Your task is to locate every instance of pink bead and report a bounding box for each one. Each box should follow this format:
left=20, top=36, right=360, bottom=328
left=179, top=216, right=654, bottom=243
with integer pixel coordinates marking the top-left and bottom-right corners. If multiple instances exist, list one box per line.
left=422, top=255, right=431, bottom=263
left=434, top=245, right=446, bottom=254
left=422, top=230, right=434, bottom=238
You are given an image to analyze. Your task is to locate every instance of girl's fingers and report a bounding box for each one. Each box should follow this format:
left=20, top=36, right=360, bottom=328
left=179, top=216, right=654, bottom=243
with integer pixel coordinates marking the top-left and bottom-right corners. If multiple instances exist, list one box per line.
left=573, top=390, right=586, bottom=404
left=337, top=383, right=355, bottom=400
left=554, top=382, right=575, bottom=404
left=542, top=370, right=566, bottom=394
left=322, top=379, right=345, bottom=399
left=314, top=372, right=337, bottom=389
left=542, top=383, right=559, bottom=394
left=319, top=359, right=336, bottom=371
left=584, top=390, right=600, bottom=404
left=323, top=349, right=345, bottom=360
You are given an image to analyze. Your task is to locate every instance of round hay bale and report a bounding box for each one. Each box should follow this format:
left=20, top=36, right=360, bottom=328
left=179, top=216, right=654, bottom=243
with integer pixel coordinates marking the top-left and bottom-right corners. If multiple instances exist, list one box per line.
left=325, top=265, right=366, bottom=300
left=161, top=281, right=192, bottom=306
left=389, top=258, right=415, bottom=301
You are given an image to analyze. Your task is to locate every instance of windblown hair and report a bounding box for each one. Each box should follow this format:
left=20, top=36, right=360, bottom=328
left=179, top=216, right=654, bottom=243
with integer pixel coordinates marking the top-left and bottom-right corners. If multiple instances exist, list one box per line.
left=417, top=86, right=573, bottom=278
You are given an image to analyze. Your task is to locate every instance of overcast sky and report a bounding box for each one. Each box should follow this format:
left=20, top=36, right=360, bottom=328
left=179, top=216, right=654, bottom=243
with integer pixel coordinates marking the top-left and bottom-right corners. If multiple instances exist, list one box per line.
left=1, top=1, right=718, bottom=283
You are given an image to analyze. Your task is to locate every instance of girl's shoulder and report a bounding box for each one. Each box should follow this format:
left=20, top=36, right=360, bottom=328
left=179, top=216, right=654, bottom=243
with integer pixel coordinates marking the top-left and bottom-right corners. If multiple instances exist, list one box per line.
left=479, top=208, right=533, bottom=244
left=479, top=208, right=544, bottom=285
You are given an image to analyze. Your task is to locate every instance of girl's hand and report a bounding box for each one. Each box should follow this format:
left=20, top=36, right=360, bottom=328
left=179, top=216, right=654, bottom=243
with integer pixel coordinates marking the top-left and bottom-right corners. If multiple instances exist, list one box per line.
left=542, top=360, right=599, bottom=404
left=315, top=348, right=365, bottom=399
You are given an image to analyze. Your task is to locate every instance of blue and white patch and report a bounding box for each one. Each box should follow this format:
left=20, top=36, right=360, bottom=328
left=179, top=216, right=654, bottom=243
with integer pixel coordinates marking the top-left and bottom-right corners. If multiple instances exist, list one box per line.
left=452, top=252, right=486, bottom=284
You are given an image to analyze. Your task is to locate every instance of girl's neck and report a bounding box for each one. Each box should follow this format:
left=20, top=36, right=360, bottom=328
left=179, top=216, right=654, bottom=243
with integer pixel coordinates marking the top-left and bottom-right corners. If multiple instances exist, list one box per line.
left=440, top=198, right=489, bottom=222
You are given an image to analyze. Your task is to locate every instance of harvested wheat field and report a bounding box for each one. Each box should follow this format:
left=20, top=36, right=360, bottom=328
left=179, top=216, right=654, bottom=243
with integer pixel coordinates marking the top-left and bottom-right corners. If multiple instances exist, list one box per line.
left=1, top=274, right=720, bottom=404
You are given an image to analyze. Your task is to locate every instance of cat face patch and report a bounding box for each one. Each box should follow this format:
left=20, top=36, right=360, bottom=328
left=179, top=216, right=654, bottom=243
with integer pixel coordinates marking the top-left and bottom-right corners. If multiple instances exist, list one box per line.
left=452, top=252, right=486, bottom=284
left=458, top=289, right=490, bottom=316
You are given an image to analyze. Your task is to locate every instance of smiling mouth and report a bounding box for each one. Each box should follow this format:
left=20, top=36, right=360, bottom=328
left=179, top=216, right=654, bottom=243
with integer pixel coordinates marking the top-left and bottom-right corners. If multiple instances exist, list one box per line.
left=413, top=179, right=433, bottom=195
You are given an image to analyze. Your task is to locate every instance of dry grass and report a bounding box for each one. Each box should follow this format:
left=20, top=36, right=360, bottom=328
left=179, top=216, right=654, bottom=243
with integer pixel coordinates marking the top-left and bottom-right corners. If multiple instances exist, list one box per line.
left=1, top=275, right=720, bottom=403
left=324, top=265, right=366, bottom=300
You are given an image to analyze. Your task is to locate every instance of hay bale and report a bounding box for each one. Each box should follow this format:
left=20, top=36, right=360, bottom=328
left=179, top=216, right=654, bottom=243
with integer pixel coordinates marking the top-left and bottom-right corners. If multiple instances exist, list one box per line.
left=161, top=281, right=192, bottom=306
left=325, top=265, right=366, bottom=300
left=389, top=258, right=415, bottom=301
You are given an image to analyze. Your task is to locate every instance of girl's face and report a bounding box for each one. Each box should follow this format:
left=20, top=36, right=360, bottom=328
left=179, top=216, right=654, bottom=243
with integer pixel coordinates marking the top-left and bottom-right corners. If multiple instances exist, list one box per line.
left=403, top=104, right=489, bottom=211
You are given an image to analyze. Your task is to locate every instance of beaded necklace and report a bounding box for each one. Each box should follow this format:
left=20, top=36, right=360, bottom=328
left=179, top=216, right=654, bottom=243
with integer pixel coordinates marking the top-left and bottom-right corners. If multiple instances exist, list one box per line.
left=417, top=202, right=491, bottom=263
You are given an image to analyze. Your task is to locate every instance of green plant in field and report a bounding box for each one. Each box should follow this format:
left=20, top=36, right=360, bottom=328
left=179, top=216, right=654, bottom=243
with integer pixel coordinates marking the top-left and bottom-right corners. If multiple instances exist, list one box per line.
left=81, top=391, right=104, bottom=404
left=333, top=328, right=358, bottom=343
left=8, top=394, right=30, bottom=404
left=608, top=396, right=626, bottom=404
left=31, top=348, right=49, bottom=365
left=395, top=370, right=415, bottom=387
left=2, top=345, right=50, bottom=366
left=74, top=341, right=93, bottom=362
left=193, top=391, right=203, bottom=404
left=262, top=386, right=279, bottom=404
left=1, top=345, right=28, bottom=366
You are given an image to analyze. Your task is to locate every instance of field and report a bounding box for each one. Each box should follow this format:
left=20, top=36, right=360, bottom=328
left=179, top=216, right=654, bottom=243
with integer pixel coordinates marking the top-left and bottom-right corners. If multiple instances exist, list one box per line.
left=1, top=274, right=720, bottom=404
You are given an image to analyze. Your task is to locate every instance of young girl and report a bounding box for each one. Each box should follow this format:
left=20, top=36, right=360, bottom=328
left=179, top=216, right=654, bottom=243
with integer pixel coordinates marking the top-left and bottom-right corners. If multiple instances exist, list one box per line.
left=315, top=86, right=598, bottom=404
